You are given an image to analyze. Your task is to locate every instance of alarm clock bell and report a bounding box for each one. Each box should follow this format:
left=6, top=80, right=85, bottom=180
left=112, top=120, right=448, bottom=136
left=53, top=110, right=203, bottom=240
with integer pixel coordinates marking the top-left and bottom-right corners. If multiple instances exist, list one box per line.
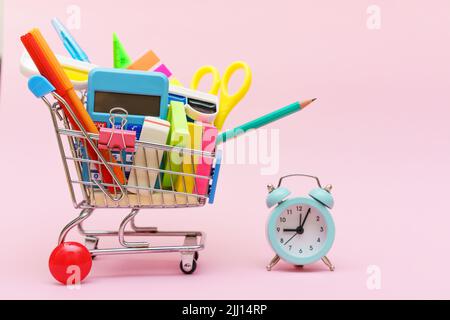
left=266, top=183, right=334, bottom=210
left=266, top=186, right=291, bottom=208
left=309, top=185, right=334, bottom=209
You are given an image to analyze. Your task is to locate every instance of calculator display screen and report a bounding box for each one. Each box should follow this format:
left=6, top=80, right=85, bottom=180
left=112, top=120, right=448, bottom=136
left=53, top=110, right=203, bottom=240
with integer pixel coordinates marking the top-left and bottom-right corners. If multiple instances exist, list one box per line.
left=94, top=91, right=161, bottom=117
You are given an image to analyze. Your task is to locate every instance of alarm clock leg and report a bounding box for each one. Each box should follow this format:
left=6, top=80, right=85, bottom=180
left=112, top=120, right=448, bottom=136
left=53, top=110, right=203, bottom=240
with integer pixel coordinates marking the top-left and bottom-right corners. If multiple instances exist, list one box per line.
left=266, top=255, right=280, bottom=271
left=322, top=256, right=335, bottom=272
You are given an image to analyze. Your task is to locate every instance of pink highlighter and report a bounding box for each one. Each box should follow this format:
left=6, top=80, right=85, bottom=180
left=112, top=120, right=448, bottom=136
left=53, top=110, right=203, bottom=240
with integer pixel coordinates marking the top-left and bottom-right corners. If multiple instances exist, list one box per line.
left=195, top=123, right=218, bottom=196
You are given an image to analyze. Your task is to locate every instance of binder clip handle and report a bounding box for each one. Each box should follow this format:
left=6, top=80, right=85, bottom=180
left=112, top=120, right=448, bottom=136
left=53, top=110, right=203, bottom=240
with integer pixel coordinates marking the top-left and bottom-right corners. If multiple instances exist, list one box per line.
left=109, top=107, right=129, bottom=131
left=98, top=107, right=136, bottom=152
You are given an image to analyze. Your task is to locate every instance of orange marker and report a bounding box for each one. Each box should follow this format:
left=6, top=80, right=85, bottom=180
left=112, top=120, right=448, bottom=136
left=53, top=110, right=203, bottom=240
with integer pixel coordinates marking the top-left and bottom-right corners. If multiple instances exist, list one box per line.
left=21, top=29, right=125, bottom=190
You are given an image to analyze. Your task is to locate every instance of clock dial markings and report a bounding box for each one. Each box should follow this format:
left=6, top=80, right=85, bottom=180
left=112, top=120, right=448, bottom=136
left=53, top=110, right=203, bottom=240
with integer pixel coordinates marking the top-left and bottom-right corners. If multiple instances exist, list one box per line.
left=275, top=205, right=327, bottom=259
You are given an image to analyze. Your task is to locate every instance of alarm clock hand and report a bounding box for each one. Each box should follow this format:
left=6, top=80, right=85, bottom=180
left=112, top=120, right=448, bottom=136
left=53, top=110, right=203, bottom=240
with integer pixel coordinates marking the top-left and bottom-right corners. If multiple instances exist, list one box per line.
left=284, top=214, right=305, bottom=233
left=301, top=208, right=311, bottom=229
left=284, top=233, right=298, bottom=246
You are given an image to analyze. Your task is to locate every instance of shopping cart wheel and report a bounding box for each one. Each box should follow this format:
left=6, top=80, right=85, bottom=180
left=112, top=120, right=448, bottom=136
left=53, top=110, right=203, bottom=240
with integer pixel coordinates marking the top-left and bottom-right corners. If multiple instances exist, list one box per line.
left=49, top=242, right=92, bottom=285
left=180, top=260, right=197, bottom=275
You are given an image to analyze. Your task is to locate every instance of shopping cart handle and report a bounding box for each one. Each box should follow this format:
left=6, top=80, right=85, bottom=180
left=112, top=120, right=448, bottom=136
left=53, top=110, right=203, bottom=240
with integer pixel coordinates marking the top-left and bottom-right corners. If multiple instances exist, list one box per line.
left=28, top=75, right=56, bottom=98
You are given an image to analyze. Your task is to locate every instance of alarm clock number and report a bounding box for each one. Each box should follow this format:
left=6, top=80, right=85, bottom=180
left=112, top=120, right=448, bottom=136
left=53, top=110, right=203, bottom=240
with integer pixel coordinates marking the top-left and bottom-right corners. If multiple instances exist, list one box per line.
left=275, top=205, right=327, bottom=259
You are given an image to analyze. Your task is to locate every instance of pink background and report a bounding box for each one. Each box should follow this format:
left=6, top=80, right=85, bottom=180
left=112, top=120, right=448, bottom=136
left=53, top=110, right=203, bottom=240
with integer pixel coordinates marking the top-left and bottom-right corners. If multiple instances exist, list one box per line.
left=0, top=0, right=449, bottom=299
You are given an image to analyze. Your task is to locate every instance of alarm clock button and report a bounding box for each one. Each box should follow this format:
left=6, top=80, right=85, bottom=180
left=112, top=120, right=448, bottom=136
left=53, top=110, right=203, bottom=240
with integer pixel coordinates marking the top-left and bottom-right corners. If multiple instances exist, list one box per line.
left=309, top=188, right=334, bottom=209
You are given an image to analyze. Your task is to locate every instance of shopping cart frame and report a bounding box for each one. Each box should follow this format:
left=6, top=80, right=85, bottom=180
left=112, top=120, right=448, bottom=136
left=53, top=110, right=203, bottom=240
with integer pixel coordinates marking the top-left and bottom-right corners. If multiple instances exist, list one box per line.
left=31, top=76, right=222, bottom=275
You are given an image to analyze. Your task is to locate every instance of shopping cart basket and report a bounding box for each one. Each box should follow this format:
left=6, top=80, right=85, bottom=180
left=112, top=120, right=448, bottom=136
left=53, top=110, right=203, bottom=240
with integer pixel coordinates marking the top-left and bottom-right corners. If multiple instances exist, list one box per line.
left=28, top=75, right=222, bottom=282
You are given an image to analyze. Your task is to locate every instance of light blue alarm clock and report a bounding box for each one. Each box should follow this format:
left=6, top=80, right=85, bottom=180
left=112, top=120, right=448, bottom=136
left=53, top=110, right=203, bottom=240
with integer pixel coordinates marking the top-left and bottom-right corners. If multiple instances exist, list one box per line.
left=265, top=174, right=336, bottom=272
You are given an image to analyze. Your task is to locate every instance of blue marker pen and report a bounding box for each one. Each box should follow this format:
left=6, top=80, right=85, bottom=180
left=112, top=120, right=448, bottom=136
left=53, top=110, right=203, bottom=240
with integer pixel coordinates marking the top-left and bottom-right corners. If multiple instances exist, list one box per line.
left=52, top=17, right=91, bottom=182
left=51, top=18, right=90, bottom=63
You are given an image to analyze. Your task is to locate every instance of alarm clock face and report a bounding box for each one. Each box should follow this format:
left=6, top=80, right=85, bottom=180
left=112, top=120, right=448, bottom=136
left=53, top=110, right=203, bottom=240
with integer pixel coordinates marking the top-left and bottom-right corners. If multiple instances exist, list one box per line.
left=268, top=198, right=335, bottom=265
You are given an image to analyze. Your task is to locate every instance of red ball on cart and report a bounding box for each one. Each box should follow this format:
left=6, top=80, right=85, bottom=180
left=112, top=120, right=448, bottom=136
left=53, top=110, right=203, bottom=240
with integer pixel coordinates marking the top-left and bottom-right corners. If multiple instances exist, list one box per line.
left=49, top=242, right=92, bottom=285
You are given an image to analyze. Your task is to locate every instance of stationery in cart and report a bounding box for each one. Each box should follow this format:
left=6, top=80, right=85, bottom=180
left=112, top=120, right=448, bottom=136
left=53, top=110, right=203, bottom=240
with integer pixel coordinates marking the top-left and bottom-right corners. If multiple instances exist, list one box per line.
left=161, top=101, right=191, bottom=189
left=113, top=32, right=182, bottom=85
left=113, top=32, right=132, bottom=68
left=21, top=28, right=126, bottom=190
left=51, top=17, right=91, bottom=63
left=20, top=51, right=97, bottom=91
left=168, top=85, right=219, bottom=124
left=175, top=122, right=203, bottom=194
left=128, top=117, right=171, bottom=196
left=190, top=61, right=252, bottom=130
left=127, top=50, right=160, bottom=71
left=195, top=124, right=218, bottom=196
left=217, top=99, right=317, bottom=144
left=87, top=68, right=170, bottom=134
left=87, top=68, right=169, bottom=181
left=129, top=50, right=182, bottom=86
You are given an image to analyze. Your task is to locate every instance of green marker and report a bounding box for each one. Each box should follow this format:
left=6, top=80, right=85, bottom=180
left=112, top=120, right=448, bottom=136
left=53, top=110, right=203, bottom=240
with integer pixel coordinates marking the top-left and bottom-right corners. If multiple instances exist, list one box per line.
left=217, top=99, right=316, bottom=145
left=113, top=33, right=132, bottom=69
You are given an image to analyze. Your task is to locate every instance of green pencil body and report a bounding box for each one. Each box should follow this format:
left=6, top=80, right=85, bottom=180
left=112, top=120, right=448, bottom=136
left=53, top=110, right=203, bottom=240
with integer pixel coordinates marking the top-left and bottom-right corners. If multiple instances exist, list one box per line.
left=217, top=101, right=309, bottom=145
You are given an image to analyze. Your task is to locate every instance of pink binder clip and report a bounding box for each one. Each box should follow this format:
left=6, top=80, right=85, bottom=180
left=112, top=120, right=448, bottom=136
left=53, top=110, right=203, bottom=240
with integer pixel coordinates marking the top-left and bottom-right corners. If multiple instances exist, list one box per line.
left=98, top=108, right=136, bottom=152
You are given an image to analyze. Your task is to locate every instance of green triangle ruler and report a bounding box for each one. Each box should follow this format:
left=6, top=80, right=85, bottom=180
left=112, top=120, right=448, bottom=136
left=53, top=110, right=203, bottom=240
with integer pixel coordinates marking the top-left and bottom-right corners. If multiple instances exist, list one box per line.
left=113, top=33, right=132, bottom=69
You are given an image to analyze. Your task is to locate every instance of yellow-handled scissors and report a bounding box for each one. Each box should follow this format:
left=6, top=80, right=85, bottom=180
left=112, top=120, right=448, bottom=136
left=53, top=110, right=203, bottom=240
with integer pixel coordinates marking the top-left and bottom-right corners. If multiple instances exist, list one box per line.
left=190, top=61, right=252, bottom=131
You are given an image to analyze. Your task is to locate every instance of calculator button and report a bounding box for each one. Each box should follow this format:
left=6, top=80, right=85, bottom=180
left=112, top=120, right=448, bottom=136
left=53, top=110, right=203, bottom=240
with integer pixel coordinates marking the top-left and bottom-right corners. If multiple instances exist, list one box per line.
left=92, top=172, right=100, bottom=181
left=126, top=124, right=142, bottom=132
left=112, top=152, right=121, bottom=161
left=126, top=153, right=134, bottom=163
left=94, top=122, right=107, bottom=130
left=126, top=124, right=143, bottom=139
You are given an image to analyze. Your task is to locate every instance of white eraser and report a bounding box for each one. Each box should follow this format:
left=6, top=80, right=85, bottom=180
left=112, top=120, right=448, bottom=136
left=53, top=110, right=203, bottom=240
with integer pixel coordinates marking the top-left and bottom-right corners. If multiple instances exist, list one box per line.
left=128, top=117, right=170, bottom=195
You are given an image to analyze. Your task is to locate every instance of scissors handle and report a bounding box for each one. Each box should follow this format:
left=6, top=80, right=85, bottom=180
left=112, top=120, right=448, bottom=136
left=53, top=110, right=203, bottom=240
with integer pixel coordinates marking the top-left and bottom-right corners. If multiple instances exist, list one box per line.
left=215, top=61, right=252, bottom=130
left=190, top=65, right=221, bottom=95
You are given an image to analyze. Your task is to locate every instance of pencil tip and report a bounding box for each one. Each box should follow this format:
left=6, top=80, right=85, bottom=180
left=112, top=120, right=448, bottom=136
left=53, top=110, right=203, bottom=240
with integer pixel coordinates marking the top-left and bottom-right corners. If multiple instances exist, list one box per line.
left=300, top=98, right=317, bottom=109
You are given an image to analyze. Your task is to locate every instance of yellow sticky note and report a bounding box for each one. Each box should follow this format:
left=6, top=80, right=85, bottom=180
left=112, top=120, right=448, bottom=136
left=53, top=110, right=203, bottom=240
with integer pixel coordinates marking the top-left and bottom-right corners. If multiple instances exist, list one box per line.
left=162, top=102, right=190, bottom=189
left=175, top=122, right=203, bottom=193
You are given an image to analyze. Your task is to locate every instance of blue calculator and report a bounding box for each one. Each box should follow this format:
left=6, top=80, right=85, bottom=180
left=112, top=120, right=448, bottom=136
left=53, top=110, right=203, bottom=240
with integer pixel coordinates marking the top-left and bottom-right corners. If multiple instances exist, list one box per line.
left=87, top=68, right=169, bottom=138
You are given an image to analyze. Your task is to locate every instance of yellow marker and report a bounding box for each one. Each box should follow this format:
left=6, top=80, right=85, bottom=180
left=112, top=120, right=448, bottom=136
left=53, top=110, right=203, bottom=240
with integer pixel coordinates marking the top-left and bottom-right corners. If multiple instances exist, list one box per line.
left=191, top=61, right=252, bottom=130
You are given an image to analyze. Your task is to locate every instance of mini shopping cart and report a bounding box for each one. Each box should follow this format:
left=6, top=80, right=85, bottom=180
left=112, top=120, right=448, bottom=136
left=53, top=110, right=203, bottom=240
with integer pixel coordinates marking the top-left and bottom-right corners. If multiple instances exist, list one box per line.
left=28, top=75, right=222, bottom=282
